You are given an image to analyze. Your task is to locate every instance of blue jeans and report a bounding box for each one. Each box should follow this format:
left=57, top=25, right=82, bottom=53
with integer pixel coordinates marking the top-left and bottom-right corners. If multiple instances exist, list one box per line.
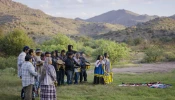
left=74, top=72, right=80, bottom=84
left=66, top=70, right=73, bottom=85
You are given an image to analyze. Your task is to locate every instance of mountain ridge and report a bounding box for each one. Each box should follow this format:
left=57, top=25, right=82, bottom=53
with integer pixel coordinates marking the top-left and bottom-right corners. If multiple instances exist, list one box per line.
left=98, top=17, right=175, bottom=42
left=0, top=0, right=125, bottom=43
left=85, top=9, right=158, bottom=27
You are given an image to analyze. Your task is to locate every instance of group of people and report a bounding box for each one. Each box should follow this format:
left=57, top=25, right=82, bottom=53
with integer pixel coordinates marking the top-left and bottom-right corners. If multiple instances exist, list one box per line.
left=17, top=45, right=92, bottom=100
left=94, top=53, right=113, bottom=84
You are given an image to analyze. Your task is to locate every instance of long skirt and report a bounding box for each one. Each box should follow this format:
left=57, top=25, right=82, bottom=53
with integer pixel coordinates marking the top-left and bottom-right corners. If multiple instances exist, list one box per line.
left=40, top=85, right=56, bottom=100
left=94, top=64, right=105, bottom=84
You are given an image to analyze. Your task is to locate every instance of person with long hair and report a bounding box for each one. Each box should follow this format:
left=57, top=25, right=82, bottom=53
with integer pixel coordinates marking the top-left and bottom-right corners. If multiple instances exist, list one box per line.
left=40, top=56, right=57, bottom=100
left=94, top=55, right=105, bottom=84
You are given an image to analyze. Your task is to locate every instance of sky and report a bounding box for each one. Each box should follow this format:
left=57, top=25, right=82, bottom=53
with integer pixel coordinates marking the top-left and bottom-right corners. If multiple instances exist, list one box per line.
left=12, top=0, right=175, bottom=19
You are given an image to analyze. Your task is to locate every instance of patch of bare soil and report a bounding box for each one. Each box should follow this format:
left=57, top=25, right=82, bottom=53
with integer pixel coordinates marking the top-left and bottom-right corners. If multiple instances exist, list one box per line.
left=112, top=62, right=175, bottom=74
left=88, top=62, right=175, bottom=74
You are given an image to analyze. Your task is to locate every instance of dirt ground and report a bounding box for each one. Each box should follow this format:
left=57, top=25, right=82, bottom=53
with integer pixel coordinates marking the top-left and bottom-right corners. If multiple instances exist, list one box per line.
left=112, top=62, right=175, bottom=74
left=88, top=62, right=175, bottom=74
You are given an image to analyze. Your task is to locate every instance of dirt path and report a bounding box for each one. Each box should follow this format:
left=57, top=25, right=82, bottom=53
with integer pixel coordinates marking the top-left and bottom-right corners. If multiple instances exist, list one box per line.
left=112, top=62, right=175, bottom=74
left=88, top=62, right=175, bottom=74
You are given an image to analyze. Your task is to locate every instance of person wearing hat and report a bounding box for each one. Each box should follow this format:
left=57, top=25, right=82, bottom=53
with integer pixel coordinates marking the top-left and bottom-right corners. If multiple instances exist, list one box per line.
left=21, top=55, right=38, bottom=100
left=17, top=46, right=30, bottom=78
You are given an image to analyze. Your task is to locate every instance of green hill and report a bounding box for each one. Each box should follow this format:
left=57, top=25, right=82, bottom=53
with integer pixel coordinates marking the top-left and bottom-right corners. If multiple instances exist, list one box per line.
left=98, top=17, right=175, bottom=43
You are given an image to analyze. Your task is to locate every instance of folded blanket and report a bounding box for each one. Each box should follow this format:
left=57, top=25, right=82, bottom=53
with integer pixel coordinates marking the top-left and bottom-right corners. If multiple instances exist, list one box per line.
left=119, top=82, right=172, bottom=89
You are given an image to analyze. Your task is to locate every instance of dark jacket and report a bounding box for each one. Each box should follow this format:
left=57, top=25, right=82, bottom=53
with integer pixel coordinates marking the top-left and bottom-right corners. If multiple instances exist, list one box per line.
left=66, top=45, right=77, bottom=56
left=80, top=57, right=89, bottom=69
left=65, top=57, right=74, bottom=71
left=58, top=55, right=67, bottom=62
left=51, top=56, right=58, bottom=71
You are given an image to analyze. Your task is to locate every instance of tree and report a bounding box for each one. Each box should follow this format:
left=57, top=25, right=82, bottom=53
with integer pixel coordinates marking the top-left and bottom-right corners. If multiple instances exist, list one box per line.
left=93, top=39, right=130, bottom=64
left=144, top=46, right=164, bottom=62
left=1, top=29, right=34, bottom=55
left=40, top=33, right=77, bottom=52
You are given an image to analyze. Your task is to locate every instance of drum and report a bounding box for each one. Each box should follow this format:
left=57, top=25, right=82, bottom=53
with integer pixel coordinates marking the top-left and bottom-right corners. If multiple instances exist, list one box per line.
left=36, top=61, right=43, bottom=66
left=57, top=60, right=64, bottom=71
left=57, top=60, right=64, bottom=65
left=85, top=62, right=90, bottom=69
left=86, top=65, right=90, bottom=69
left=77, top=68, right=81, bottom=72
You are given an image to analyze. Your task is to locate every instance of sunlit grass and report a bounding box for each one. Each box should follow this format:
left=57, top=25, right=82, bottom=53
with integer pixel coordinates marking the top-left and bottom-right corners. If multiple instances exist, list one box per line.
left=0, top=69, right=175, bottom=100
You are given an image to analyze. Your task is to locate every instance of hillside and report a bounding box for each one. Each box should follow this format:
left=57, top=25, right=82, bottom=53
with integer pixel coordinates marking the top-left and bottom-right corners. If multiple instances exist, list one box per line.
left=98, top=17, right=175, bottom=43
left=170, top=15, right=175, bottom=20
left=0, top=0, right=125, bottom=43
left=86, top=9, right=158, bottom=27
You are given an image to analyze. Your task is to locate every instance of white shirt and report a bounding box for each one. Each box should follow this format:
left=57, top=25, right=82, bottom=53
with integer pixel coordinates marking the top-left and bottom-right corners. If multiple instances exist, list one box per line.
left=73, top=57, right=81, bottom=72
left=95, top=60, right=105, bottom=67
left=17, top=52, right=26, bottom=77
left=103, top=58, right=111, bottom=73
left=21, top=61, right=38, bottom=87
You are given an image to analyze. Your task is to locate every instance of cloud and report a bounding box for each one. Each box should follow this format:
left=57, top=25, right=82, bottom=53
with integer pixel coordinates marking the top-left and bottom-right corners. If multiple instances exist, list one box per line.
left=12, top=0, right=175, bottom=19
left=77, top=0, right=83, bottom=3
left=39, top=0, right=51, bottom=9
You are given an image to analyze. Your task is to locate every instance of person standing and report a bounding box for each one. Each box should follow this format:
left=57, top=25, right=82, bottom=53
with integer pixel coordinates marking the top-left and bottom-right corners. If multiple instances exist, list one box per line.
left=65, top=52, right=74, bottom=85
left=94, top=55, right=105, bottom=84
left=73, top=53, right=81, bottom=84
left=66, top=45, right=77, bottom=56
left=35, top=49, right=43, bottom=76
left=80, top=52, right=90, bottom=83
left=58, top=50, right=67, bottom=85
left=103, top=53, right=113, bottom=84
left=28, top=49, right=38, bottom=98
left=21, top=55, right=38, bottom=100
left=17, top=46, right=30, bottom=78
left=40, top=57, right=57, bottom=100
left=29, top=49, right=36, bottom=68
left=51, top=51, right=59, bottom=86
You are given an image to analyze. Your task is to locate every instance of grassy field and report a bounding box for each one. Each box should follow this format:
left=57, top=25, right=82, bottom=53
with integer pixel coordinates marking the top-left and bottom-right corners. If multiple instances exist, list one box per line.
left=0, top=69, right=175, bottom=100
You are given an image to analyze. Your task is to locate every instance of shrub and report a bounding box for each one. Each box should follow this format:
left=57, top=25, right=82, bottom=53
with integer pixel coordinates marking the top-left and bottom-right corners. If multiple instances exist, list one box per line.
left=144, top=46, right=164, bottom=63
left=0, top=56, right=17, bottom=70
left=165, top=52, right=175, bottom=61
left=40, top=33, right=77, bottom=52
left=0, top=29, right=35, bottom=56
left=93, top=39, right=130, bottom=64
left=78, top=46, right=94, bottom=57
